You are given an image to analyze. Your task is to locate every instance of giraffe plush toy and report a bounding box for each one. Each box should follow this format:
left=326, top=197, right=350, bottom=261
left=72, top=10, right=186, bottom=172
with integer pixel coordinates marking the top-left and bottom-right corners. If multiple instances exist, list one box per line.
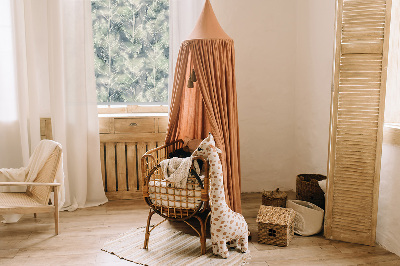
left=192, top=133, right=248, bottom=258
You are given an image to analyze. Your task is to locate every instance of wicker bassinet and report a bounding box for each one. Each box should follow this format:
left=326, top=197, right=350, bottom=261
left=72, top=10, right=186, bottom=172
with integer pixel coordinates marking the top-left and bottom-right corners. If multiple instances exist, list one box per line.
left=141, top=140, right=210, bottom=254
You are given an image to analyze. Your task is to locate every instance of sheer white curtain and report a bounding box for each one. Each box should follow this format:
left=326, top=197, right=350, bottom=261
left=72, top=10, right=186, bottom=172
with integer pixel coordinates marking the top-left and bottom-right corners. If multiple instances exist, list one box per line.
left=0, top=0, right=107, bottom=211
left=0, top=0, right=24, bottom=169
left=168, top=0, right=204, bottom=103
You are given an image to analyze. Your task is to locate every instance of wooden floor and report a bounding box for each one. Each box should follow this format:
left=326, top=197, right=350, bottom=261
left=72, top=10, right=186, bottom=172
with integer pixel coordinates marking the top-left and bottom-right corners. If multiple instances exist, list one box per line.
left=1, top=193, right=399, bottom=266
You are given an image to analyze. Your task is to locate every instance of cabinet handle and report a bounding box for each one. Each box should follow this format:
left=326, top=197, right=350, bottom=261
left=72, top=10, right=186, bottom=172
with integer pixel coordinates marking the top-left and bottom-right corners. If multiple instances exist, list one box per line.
left=129, top=123, right=138, bottom=127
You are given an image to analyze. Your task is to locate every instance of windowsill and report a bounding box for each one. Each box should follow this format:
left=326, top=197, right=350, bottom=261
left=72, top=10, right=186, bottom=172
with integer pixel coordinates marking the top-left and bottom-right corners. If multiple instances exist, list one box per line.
left=383, top=123, right=400, bottom=146
left=97, top=104, right=168, bottom=117
left=98, top=113, right=168, bottom=118
left=384, top=123, right=400, bottom=129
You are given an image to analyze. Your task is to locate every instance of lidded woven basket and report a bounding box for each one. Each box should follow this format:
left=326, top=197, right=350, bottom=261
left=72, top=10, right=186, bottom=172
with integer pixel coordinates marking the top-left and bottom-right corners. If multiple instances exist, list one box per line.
left=296, top=174, right=326, bottom=209
left=256, top=205, right=296, bottom=247
left=262, top=188, right=287, bottom=208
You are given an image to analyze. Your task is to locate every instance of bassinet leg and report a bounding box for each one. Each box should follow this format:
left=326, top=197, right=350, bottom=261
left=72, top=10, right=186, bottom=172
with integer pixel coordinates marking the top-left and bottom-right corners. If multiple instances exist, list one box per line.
left=144, top=209, right=155, bottom=249
left=194, top=214, right=209, bottom=255
left=199, top=218, right=206, bottom=255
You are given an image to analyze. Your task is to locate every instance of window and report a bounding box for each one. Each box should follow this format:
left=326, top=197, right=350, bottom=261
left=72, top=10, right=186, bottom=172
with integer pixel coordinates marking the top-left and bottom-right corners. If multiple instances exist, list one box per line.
left=383, top=2, right=400, bottom=146
left=91, top=0, right=169, bottom=104
left=0, top=0, right=17, bottom=121
left=385, top=1, right=400, bottom=124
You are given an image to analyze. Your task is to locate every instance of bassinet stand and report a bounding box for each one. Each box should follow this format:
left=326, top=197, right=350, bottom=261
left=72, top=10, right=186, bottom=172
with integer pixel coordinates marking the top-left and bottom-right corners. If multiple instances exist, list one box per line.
left=141, top=140, right=210, bottom=254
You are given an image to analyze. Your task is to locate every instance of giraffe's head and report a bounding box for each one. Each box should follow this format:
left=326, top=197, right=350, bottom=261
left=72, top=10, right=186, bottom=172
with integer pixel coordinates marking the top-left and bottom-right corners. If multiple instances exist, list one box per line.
left=192, top=133, right=222, bottom=158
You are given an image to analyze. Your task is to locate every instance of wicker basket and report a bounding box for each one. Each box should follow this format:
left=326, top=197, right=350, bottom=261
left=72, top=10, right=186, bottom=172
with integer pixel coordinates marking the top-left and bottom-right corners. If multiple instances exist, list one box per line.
left=296, top=174, right=326, bottom=209
left=262, top=188, right=287, bottom=208
left=256, top=205, right=296, bottom=247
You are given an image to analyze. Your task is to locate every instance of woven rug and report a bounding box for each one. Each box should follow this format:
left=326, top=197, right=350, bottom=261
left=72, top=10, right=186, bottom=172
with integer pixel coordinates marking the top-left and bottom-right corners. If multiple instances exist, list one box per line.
left=102, top=226, right=250, bottom=265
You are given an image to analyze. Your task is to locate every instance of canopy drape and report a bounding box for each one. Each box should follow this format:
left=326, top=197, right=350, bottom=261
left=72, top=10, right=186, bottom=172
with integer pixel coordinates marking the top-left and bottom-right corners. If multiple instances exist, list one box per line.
left=166, top=39, right=241, bottom=212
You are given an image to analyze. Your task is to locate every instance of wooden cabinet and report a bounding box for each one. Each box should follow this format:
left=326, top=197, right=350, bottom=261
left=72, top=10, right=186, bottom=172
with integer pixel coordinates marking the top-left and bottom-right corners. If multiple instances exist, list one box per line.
left=157, top=117, right=168, bottom=133
left=41, top=115, right=168, bottom=201
left=99, top=116, right=167, bottom=141
left=99, top=117, right=113, bottom=134
left=99, top=115, right=168, bottom=200
left=114, top=118, right=155, bottom=134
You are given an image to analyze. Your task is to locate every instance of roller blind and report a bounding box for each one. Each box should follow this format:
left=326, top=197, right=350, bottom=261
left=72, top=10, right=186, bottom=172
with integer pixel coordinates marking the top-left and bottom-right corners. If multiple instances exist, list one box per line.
left=325, top=0, right=392, bottom=245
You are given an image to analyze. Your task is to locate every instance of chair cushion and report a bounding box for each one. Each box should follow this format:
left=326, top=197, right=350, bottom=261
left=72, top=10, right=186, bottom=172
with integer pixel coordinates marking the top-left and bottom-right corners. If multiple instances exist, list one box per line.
left=0, top=192, right=42, bottom=207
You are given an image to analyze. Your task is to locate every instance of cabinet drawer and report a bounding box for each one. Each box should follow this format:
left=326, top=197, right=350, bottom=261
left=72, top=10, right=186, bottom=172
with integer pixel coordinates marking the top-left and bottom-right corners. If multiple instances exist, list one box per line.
left=99, top=117, right=114, bottom=134
left=114, top=118, right=155, bottom=133
left=157, top=117, right=168, bottom=133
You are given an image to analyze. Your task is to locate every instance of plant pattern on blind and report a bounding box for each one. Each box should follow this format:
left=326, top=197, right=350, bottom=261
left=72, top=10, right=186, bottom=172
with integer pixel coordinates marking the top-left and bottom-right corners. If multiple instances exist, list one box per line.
left=91, top=0, right=169, bottom=103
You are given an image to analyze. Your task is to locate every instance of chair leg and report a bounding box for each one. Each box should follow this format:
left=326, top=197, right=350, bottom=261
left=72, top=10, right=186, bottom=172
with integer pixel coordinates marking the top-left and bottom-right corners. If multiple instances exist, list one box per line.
left=34, top=213, right=37, bottom=218
left=54, top=209, right=59, bottom=235
left=54, top=186, right=59, bottom=235
left=144, top=209, right=155, bottom=249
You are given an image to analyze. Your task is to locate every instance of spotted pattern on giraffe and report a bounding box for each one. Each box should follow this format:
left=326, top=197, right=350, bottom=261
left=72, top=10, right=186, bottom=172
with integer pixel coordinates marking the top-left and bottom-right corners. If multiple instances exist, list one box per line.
left=192, top=134, right=248, bottom=259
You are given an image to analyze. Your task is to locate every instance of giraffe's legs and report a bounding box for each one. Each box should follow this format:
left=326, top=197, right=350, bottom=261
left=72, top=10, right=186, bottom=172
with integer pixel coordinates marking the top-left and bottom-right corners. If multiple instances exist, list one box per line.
left=212, top=241, right=218, bottom=254
left=217, top=240, right=229, bottom=258
left=238, top=236, right=249, bottom=253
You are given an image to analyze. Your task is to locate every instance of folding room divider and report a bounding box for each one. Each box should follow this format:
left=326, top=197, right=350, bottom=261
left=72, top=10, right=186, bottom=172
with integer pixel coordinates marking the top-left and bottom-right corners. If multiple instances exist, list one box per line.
left=325, top=0, right=392, bottom=245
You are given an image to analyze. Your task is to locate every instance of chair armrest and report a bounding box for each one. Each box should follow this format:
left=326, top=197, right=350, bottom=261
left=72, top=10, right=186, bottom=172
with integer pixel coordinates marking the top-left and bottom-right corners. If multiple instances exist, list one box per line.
left=0, top=182, right=61, bottom=187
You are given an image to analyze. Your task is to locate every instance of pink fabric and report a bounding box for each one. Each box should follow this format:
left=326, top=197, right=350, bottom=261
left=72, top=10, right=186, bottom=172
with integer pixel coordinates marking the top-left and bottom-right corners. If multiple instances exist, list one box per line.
left=166, top=39, right=241, bottom=212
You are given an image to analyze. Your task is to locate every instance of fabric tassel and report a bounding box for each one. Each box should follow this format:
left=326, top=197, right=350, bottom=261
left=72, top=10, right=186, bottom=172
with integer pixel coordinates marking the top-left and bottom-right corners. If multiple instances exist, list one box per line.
left=191, top=69, right=197, bottom=82
left=187, top=77, right=194, bottom=88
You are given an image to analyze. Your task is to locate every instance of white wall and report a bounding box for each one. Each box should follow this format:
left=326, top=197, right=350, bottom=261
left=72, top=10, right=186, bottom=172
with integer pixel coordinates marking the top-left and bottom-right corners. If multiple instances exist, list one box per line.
left=212, top=0, right=297, bottom=192
left=212, top=0, right=335, bottom=192
left=294, top=1, right=335, bottom=178
left=377, top=142, right=400, bottom=256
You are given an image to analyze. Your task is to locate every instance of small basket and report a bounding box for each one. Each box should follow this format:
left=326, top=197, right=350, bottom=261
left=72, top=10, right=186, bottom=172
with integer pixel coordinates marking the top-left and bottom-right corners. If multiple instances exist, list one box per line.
left=257, top=205, right=296, bottom=247
left=262, top=188, right=287, bottom=208
left=296, top=174, right=326, bottom=209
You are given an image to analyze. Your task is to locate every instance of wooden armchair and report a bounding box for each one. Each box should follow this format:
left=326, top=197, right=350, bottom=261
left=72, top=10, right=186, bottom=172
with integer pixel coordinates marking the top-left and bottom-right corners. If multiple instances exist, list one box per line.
left=0, top=145, right=62, bottom=234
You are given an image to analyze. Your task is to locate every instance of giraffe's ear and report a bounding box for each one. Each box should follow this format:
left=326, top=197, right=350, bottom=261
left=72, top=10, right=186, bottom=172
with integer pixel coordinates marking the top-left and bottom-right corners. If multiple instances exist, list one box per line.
left=208, top=133, right=214, bottom=142
left=211, top=145, right=222, bottom=154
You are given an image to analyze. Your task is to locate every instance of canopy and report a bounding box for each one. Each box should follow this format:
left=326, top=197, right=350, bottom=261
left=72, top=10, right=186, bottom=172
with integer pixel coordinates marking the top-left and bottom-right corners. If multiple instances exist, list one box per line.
left=166, top=0, right=242, bottom=212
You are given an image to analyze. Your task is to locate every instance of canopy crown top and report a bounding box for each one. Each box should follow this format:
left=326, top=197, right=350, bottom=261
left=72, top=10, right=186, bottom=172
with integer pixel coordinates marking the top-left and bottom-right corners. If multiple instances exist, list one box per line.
left=188, top=0, right=231, bottom=40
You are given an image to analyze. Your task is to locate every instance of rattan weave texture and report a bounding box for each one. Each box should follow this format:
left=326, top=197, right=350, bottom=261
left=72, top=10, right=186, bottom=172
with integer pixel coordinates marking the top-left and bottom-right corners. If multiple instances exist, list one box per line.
left=296, top=174, right=326, bottom=210
left=257, top=205, right=296, bottom=247
left=262, top=188, right=287, bottom=208
left=0, top=193, right=42, bottom=207
left=27, top=148, right=61, bottom=205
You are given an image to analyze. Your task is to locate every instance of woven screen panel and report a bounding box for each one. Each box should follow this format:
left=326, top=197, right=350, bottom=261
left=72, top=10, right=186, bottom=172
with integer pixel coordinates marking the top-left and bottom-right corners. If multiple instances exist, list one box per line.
left=325, top=0, right=392, bottom=245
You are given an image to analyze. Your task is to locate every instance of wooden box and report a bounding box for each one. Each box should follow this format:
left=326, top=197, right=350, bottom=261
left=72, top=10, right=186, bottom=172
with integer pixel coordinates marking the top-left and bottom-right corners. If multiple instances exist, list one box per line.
left=256, top=205, right=296, bottom=247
